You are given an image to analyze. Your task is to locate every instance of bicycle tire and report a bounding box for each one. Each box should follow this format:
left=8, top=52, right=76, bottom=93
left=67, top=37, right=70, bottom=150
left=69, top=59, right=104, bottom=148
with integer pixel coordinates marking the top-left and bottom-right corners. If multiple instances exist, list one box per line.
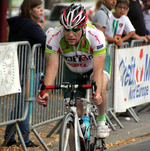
left=59, top=112, right=74, bottom=151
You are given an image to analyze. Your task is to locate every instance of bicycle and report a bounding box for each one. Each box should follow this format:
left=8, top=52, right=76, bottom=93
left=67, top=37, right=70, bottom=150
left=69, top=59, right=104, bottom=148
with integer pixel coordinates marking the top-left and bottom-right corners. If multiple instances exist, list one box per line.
left=40, top=80, right=107, bottom=151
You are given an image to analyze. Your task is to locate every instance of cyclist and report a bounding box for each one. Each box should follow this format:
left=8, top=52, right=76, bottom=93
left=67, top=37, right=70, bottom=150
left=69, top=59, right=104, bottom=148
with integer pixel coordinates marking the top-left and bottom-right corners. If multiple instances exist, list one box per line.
left=36, top=3, right=110, bottom=140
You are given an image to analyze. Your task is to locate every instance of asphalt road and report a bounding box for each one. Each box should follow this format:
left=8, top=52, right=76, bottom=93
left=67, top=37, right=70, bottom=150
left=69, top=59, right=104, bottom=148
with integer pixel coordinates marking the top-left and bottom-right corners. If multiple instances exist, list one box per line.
left=108, top=137, right=150, bottom=151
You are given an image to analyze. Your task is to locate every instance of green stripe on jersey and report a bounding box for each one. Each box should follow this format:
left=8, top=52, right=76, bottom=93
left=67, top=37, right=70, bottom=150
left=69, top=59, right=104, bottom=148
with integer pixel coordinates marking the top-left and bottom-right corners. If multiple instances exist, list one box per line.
left=77, top=35, right=90, bottom=53
left=60, top=35, right=91, bottom=54
left=113, top=20, right=119, bottom=36
left=94, top=47, right=106, bottom=55
left=86, top=23, right=95, bottom=29
left=45, top=48, right=56, bottom=54
left=60, top=37, right=75, bottom=54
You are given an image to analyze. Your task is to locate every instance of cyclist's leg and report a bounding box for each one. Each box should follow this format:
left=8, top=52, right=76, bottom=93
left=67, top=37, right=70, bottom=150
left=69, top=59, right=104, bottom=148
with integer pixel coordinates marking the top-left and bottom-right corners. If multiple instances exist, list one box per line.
left=97, top=73, right=109, bottom=117
left=96, top=50, right=111, bottom=138
left=100, top=49, right=111, bottom=116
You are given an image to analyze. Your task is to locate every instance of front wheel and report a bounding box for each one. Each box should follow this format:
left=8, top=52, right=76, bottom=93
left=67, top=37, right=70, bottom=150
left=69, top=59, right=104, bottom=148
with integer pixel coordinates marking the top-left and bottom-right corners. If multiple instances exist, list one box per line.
left=59, top=112, right=74, bottom=151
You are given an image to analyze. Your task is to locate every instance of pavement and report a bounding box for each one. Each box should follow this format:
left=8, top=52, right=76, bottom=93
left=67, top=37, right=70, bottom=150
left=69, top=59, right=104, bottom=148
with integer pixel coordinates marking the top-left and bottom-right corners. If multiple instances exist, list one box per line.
left=106, top=104, right=150, bottom=150
left=108, top=137, right=150, bottom=151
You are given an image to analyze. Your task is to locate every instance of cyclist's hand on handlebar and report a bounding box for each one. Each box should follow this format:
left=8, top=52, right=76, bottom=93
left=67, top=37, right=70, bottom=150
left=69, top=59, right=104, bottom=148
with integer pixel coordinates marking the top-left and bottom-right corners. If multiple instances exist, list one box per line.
left=36, top=92, right=49, bottom=106
left=91, top=93, right=103, bottom=106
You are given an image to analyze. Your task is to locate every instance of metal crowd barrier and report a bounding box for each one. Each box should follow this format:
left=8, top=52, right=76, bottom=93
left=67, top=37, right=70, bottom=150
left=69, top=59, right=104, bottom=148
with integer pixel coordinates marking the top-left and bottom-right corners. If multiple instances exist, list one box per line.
left=107, top=42, right=130, bottom=111
left=127, top=39, right=149, bottom=122
left=106, top=40, right=150, bottom=130
left=106, top=42, right=130, bottom=130
left=31, top=44, right=65, bottom=126
left=0, top=41, right=31, bottom=151
left=130, top=39, right=145, bottom=47
left=26, top=44, right=66, bottom=150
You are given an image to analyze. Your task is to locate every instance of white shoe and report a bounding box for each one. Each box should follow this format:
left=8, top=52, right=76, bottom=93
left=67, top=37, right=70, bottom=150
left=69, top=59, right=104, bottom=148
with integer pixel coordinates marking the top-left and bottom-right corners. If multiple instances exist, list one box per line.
left=97, top=121, right=110, bottom=138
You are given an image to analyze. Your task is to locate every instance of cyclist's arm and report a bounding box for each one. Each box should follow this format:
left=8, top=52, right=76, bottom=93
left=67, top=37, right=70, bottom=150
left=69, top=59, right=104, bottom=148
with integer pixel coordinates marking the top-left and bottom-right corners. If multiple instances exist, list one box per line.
left=36, top=53, right=59, bottom=105
left=93, top=53, right=106, bottom=96
left=44, top=53, right=59, bottom=89
left=44, top=28, right=60, bottom=86
left=91, top=28, right=106, bottom=96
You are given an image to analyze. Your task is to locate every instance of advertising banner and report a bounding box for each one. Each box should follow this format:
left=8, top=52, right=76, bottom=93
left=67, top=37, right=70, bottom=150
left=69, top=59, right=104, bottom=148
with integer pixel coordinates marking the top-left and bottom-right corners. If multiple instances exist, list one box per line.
left=0, top=43, right=21, bottom=96
left=114, top=45, right=150, bottom=112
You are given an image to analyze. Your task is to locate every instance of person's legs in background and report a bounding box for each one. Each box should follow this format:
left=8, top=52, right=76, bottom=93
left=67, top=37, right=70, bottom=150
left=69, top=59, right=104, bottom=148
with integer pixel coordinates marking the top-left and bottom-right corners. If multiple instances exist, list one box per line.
left=4, top=113, right=29, bottom=146
left=4, top=94, right=39, bottom=147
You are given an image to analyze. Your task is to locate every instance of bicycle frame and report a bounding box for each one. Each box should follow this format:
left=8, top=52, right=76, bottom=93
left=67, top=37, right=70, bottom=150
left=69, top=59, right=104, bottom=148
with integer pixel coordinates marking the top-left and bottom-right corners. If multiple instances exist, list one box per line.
left=64, top=84, right=93, bottom=150
left=72, top=106, right=83, bottom=150
left=40, top=80, right=97, bottom=151
left=81, top=89, right=97, bottom=128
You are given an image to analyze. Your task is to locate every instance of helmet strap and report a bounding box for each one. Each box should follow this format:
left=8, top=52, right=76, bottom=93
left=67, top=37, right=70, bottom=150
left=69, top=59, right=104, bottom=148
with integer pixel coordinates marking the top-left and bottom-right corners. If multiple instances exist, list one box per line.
left=81, top=28, right=84, bottom=38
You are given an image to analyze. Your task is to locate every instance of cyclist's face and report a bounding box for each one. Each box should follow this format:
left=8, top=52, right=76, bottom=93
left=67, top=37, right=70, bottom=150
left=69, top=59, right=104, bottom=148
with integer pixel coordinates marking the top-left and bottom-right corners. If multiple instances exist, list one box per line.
left=64, top=24, right=87, bottom=45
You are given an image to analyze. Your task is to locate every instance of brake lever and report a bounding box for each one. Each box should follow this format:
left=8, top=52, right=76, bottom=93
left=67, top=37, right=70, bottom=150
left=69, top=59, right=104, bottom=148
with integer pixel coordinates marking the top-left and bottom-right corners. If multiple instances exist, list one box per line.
left=40, top=84, right=47, bottom=107
left=92, top=80, right=97, bottom=99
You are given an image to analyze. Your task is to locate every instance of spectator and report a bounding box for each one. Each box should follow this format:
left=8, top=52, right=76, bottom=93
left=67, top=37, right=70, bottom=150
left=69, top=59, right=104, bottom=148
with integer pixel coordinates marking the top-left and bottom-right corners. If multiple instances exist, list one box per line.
left=92, top=0, right=123, bottom=47
left=142, top=0, right=150, bottom=35
left=4, top=0, right=46, bottom=147
left=39, top=12, right=46, bottom=30
left=127, top=0, right=146, bottom=36
left=7, top=0, right=46, bottom=49
left=111, top=0, right=148, bottom=43
left=92, top=22, right=105, bottom=33
left=88, top=0, right=102, bottom=21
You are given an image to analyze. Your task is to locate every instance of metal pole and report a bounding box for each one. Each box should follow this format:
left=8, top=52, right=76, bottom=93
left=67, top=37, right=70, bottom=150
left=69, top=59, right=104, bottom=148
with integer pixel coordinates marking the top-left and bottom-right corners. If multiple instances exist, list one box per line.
left=0, top=0, right=7, bottom=42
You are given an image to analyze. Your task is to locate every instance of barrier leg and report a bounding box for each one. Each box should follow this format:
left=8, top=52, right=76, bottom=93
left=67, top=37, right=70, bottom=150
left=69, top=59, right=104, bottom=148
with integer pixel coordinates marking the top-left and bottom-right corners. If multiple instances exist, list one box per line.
left=15, top=123, right=27, bottom=151
left=105, top=114, right=116, bottom=131
left=137, top=103, right=150, bottom=113
left=2, top=123, right=28, bottom=151
left=19, top=125, right=50, bottom=151
left=46, top=119, right=62, bottom=137
left=109, top=110, right=124, bottom=129
left=127, top=108, right=140, bottom=122
left=32, top=128, right=50, bottom=151
left=2, top=125, right=16, bottom=147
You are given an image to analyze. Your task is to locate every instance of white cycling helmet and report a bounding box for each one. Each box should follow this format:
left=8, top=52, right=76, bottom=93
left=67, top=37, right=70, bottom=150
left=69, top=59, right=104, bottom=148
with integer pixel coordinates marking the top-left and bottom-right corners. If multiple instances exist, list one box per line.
left=60, top=3, right=88, bottom=29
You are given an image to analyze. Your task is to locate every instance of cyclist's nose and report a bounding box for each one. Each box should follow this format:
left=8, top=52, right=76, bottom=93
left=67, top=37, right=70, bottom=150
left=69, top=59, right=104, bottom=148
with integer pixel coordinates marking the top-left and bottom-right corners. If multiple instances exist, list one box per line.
left=68, top=30, right=74, bottom=36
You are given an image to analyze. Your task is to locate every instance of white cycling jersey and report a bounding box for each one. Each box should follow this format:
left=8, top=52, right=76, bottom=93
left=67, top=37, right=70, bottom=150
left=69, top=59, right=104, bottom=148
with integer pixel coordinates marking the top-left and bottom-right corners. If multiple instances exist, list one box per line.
left=45, top=23, right=106, bottom=74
